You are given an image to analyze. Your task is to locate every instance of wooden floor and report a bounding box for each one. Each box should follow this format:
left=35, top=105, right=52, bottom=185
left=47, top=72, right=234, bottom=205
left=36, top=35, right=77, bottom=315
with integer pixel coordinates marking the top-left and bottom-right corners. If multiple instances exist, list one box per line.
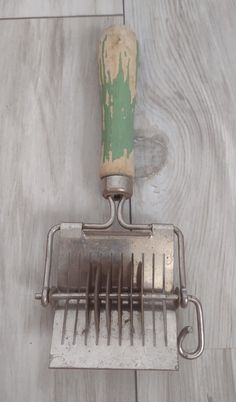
left=0, top=1, right=235, bottom=401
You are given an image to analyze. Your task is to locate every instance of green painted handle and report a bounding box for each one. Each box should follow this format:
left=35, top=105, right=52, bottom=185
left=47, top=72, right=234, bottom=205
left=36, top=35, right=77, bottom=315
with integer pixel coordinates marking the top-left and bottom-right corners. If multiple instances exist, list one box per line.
left=98, top=25, right=138, bottom=178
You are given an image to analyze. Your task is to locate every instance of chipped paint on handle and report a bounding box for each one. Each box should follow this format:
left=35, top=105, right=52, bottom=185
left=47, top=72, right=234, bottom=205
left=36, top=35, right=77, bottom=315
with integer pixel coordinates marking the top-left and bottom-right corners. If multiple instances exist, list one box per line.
left=98, top=25, right=138, bottom=178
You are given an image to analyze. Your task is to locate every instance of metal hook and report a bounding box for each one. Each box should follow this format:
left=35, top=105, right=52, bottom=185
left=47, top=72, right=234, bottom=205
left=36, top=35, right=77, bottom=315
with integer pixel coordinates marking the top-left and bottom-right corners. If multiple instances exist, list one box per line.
left=117, top=196, right=152, bottom=230
left=178, top=295, right=205, bottom=360
left=83, top=196, right=116, bottom=230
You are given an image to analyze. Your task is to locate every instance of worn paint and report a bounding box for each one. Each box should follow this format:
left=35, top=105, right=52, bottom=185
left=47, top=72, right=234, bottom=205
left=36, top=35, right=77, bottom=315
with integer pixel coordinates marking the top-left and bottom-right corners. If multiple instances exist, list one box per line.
left=100, top=53, right=135, bottom=161
left=101, top=148, right=134, bottom=177
left=98, top=25, right=137, bottom=177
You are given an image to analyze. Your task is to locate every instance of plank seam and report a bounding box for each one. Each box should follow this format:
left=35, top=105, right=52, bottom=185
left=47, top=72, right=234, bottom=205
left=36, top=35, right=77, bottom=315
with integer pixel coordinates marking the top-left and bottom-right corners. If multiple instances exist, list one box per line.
left=0, top=14, right=123, bottom=21
left=122, top=0, right=126, bottom=24
left=135, top=370, right=138, bottom=402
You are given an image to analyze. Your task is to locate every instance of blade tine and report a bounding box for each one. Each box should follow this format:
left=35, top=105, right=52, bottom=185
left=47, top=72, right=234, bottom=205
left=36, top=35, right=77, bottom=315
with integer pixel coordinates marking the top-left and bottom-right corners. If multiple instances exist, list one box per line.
left=94, top=257, right=101, bottom=345
left=141, top=253, right=145, bottom=346
left=130, top=253, right=134, bottom=345
left=78, top=252, right=81, bottom=289
left=118, top=253, right=123, bottom=346
left=73, top=299, right=80, bottom=345
left=163, top=253, right=168, bottom=346
left=61, top=300, right=69, bottom=345
left=84, top=254, right=91, bottom=345
left=73, top=253, right=80, bottom=345
left=61, top=270, right=69, bottom=345
left=152, top=253, right=156, bottom=347
left=106, top=254, right=112, bottom=345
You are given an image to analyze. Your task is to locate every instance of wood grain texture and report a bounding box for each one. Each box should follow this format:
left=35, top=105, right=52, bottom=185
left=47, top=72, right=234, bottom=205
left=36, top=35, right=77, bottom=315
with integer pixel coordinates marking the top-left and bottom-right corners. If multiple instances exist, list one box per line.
left=0, top=0, right=123, bottom=18
left=136, top=349, right=236, bottom=402
left=125, top=0, right=236, bottom=349
left=0, top=16, right=136, bottom=402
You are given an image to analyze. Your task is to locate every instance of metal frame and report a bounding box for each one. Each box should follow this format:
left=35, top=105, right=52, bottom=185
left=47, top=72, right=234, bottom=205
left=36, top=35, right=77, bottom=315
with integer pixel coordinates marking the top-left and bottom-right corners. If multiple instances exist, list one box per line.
left=35, top=195, right=205, bottom=360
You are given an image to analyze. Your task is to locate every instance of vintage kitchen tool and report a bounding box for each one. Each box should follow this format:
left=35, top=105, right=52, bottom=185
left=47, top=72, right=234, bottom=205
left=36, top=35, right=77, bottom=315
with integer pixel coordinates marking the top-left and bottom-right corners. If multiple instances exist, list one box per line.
left=35, top=25, right=204, bottom=369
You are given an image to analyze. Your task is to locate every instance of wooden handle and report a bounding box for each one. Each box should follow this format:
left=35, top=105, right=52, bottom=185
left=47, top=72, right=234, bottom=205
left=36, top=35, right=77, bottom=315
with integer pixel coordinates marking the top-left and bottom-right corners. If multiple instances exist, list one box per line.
left=98, top=25, right=138, bottom=178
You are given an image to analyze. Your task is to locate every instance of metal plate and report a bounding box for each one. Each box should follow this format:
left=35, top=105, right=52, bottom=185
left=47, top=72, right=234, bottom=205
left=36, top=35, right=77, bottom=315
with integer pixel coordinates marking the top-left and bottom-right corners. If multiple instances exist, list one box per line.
left=50, top=307, right=178, bottom=369
left=57, top=224, right=174, bottom=293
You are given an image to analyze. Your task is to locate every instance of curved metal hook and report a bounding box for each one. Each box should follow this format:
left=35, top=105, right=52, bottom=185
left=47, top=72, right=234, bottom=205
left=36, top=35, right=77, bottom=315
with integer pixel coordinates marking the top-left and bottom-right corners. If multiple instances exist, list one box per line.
left=178, top=295, right=205, bottom=359
left=83, top=196, right=115, bottom=230
left=117, top=196, right=152, bottom=230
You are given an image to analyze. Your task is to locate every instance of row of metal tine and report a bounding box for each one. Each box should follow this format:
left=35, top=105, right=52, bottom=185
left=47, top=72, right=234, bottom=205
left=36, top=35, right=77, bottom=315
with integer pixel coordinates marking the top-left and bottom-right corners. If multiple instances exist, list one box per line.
left=59, top=253, right=169, bottom=347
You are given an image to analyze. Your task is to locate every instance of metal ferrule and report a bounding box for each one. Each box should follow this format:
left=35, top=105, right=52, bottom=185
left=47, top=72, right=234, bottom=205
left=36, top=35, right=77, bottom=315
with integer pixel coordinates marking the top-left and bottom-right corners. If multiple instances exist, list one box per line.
left=102, top=175, right=133, bottom=199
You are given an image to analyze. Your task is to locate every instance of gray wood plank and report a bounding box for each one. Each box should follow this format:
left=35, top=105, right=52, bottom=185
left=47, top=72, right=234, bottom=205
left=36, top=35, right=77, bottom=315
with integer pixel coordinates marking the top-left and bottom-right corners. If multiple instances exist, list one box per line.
left=0, top=16, right=135, bottom=402
left=125, top=0, right=236, bottom=349
left=54, top=370, right=135, bottom=402
left=0, top=0, right=123, bottom=18
left=136, top=349, right=236, bottom=402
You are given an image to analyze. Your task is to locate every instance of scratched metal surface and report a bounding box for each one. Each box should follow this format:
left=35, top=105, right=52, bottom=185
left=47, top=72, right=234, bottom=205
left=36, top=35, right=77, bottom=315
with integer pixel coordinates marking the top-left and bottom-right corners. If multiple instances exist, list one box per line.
left=50, top=308, right=177, bottom=369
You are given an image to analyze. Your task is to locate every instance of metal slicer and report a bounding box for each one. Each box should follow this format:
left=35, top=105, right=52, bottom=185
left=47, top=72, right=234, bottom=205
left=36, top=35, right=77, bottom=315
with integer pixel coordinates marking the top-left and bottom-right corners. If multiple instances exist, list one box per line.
left=35, top=25, right=205, bottom=370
